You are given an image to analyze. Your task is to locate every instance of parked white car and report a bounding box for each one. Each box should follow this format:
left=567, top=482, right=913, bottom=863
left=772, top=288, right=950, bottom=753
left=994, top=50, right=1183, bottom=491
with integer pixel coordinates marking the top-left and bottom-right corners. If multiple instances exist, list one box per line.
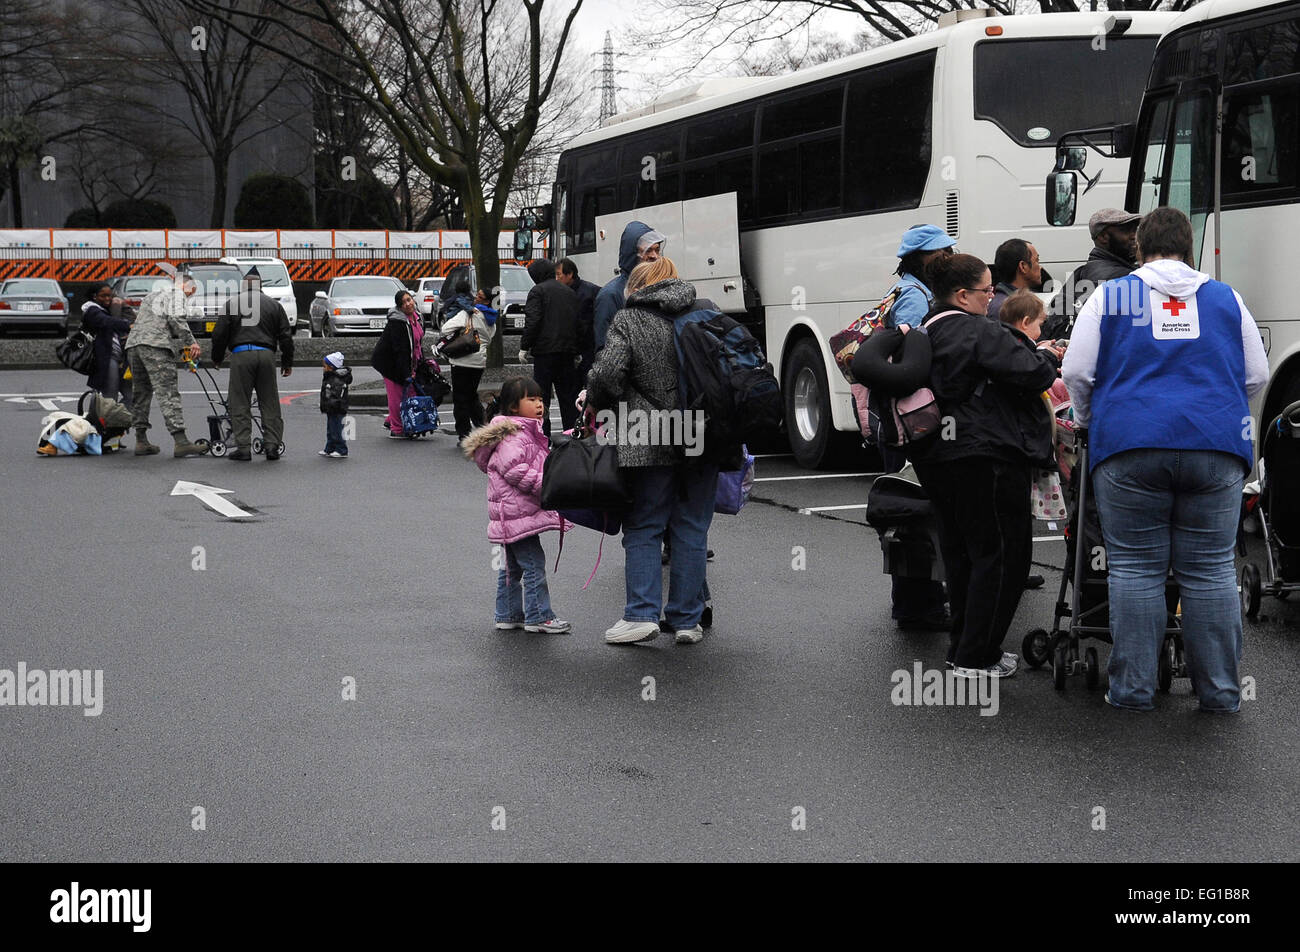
left=416, top=276, right=444, bottom=325
left=220, top=256, right=299, bottom=330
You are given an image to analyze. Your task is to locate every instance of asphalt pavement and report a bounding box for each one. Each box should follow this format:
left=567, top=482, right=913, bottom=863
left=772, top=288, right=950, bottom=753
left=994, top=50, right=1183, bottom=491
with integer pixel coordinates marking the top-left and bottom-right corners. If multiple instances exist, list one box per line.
left=1, top=368, right=1297, bottom=862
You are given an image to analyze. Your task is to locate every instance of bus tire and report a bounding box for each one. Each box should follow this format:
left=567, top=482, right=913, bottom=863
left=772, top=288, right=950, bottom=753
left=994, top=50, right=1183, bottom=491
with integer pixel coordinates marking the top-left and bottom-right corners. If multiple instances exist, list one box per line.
left=784, top=337, right=838, bottom=469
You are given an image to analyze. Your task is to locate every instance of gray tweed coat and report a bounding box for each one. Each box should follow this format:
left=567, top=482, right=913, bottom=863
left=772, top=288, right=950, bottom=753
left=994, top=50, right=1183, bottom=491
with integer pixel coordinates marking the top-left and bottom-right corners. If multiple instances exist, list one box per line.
left=585, top=278, right=697, bottom=468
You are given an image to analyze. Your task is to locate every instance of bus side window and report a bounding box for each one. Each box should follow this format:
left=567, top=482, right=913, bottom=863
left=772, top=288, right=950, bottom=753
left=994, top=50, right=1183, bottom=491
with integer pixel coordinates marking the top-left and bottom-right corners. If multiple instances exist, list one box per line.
left=842, top=52, right=935, bottom=214
left=1222, top=84, right=1299, bottom=199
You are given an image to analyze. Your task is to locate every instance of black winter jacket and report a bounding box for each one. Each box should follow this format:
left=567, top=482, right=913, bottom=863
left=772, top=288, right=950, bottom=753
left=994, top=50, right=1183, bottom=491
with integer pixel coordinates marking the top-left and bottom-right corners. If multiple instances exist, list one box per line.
left=1047, top=246, right=1137, bottom=337
left=320, top=365, right=352, bottom=414
left=522, top=278, right=578, bottom=355
left=571, top=278, right=600, bottom=355
left=81, top=302, right=133, bottom=393
left=908, top=304, right=1058, bottom=467
left=371, top=309, right=420, bottom=383
left=211, top=291, right=294, bottom=369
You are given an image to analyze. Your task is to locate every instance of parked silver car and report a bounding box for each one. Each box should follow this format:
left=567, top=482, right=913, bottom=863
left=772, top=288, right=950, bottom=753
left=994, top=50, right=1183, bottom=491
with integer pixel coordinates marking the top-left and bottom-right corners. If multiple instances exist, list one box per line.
left=311, top=275, right=409, bottom=336
left=107, top=274, right=172, bottom=309
left=0, top=278, right=69, bottom=335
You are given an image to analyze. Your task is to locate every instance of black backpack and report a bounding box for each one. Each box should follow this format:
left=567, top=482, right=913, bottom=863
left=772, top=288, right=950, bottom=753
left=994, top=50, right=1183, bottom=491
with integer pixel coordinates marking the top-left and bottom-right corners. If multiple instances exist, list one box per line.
left=670, top=308, right=783, bottom=456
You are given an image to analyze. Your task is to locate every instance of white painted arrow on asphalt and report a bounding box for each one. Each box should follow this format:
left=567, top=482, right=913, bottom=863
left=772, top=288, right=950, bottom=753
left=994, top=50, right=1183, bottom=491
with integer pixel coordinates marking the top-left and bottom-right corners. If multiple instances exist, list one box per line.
left=171, top=481, right=252, bottom=519
left=6, top=396, right=78, bottom=411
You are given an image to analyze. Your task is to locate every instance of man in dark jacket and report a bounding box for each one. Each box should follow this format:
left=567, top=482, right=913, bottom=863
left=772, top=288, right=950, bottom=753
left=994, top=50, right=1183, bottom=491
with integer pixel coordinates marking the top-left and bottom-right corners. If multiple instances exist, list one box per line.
left=212, top=267, right=294, bottom=461
left=1047, top=208, right=1140, bottom=337
left=988, top=239, right=1041, bottom=321
left=522, top=259, right=580, bottom=436
left=593, top=221, right=663, bottom=352
left=82, top=284, right=135, bottom=409
left=556, top=257, right=600, bottom=378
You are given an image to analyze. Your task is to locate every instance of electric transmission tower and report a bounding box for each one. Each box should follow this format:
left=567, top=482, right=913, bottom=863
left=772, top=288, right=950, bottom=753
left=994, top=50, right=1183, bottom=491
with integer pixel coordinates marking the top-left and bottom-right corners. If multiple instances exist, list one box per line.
left=597, top=31, right=618, bottom=123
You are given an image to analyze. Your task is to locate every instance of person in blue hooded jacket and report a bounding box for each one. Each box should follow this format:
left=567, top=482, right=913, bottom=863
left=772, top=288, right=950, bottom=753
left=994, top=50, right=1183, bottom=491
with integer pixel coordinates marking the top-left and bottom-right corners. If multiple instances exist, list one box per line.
left=593, top=221, right=664, bottom=352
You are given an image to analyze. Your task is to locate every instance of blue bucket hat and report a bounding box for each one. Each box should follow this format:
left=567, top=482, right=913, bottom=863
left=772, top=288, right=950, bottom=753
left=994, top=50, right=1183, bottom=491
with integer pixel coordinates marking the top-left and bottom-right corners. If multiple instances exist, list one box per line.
left=897, top=225, right=956, bottom=258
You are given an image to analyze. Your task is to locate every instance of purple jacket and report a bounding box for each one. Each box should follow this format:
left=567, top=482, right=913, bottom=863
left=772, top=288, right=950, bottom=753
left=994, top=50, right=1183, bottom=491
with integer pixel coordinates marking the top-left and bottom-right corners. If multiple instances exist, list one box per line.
left=462, top=415, right=571, bottom=544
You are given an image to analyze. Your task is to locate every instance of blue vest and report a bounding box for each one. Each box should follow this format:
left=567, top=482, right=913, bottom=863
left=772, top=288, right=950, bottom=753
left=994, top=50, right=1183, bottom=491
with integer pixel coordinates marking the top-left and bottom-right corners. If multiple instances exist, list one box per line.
left=1090, top=273, right=1252, bottom=473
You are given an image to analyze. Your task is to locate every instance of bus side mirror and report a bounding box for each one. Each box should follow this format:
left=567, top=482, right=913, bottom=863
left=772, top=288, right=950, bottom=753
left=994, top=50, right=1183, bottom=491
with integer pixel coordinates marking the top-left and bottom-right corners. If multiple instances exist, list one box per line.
left=1112, top=122, right=1136, bottom=159
left=1046, top=171, right=1078, bottom=226
left=514, top=228, right=533, bottom=258
left=1055, top=146, right=1087, bottom=172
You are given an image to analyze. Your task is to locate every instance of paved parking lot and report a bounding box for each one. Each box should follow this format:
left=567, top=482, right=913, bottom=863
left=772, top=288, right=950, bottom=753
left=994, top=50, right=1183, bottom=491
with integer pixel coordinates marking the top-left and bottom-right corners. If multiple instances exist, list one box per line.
left=1, top=368, right=1298, bottom=862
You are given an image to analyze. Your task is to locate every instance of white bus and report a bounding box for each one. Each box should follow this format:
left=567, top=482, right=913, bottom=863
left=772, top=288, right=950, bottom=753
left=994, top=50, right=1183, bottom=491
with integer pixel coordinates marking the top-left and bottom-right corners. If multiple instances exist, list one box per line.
left=553, top=9, right=1176, bottom=467
left=1050, top=0, right=1300, bottom=429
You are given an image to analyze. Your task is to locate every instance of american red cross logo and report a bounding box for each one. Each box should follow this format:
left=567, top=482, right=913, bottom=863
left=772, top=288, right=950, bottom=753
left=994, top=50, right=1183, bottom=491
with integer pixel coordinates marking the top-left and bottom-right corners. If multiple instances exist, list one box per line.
left=1162, top=297, right=1186, bottom=317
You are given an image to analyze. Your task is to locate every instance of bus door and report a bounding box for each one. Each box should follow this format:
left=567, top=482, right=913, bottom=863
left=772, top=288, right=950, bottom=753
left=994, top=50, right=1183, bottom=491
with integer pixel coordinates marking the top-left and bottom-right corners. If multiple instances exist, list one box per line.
left=595, top=193, right=744, bottom=314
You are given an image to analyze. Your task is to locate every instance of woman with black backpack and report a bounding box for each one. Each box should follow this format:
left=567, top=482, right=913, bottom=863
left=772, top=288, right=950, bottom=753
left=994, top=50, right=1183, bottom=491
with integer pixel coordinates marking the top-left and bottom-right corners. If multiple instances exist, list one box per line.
left=908, top=253, right=1059, bottom=680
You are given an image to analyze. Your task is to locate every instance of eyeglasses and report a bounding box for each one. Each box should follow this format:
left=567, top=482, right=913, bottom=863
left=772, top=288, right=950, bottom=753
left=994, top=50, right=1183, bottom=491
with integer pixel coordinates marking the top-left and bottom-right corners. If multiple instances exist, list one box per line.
left=963, top=286, right=996, bottom=296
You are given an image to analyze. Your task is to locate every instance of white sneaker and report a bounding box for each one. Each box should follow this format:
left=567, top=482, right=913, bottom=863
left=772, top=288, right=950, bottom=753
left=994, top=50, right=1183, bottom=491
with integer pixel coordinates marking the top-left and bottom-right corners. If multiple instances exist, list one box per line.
left=495, top=621, right=525, bottom=630
left=675, top=625, right=704, bottom=645
left=317, top=449, right=329, bottom=456
left=526, top=618, right=571, bottom=634
left=329, top=451, right=347, bottom=459
left=604, top=620, right=661, bottom=644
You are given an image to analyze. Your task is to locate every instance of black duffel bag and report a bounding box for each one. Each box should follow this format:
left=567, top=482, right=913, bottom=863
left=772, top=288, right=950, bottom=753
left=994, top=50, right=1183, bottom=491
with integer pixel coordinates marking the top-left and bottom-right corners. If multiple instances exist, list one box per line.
left=56, top=328, right=97, bottom=376
left=540, top=421, right=630, bottom=513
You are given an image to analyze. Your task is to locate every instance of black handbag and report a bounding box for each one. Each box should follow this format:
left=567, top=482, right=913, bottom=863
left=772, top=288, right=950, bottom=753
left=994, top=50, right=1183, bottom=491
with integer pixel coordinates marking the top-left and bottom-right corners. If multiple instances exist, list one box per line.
left=414, top=360, right=451, bottom=404
left=56, top=329, right=97, bottom=376
left=540, top=421, right=630, bottom=513
left=438, top=311, right=483, bottom=360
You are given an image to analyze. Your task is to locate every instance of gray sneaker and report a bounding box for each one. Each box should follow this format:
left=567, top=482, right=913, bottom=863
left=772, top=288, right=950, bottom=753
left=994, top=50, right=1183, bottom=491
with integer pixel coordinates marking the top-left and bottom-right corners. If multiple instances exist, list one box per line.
left=675, top=625, right=704, bottom=645
left=525, top=618, right=571, bottom=634
left=953, top=658, right=1017, bottom=679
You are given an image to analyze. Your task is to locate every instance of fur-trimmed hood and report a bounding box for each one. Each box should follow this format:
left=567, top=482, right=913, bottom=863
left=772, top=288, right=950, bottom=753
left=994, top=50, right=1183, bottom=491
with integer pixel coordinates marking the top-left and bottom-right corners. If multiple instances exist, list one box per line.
left=463, top=415, right=540, bottom=472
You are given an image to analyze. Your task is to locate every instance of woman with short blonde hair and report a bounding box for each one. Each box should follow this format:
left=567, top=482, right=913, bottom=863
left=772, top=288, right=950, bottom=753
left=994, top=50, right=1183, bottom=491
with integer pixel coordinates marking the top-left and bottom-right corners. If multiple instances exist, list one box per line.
left=625, top=258, right=679, bottom=297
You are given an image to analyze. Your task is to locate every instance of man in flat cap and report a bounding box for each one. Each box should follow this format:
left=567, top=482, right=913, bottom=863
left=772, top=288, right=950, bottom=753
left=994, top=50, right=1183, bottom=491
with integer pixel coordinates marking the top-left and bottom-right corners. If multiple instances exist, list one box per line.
left=1049, top=208, right=1142, bottom=338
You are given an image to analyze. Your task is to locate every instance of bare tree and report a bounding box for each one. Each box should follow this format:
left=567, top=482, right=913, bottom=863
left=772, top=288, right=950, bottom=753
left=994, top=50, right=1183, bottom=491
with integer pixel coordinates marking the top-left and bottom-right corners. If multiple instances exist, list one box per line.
left=120, top=0, right=303, bottom=227
left=631, top=0, right=1201, bottom=80
left=181, top=0, right=583, bottom=294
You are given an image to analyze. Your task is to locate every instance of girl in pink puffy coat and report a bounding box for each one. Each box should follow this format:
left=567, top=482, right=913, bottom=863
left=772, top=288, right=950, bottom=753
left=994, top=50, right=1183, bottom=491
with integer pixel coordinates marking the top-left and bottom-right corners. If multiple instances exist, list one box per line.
left=462, top=377, right=571, bottom=634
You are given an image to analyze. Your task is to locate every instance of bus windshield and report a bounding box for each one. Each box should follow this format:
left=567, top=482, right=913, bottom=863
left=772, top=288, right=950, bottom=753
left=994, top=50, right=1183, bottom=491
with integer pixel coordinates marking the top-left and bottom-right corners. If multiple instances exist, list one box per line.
left=975, top=37, right=1158, bottom=146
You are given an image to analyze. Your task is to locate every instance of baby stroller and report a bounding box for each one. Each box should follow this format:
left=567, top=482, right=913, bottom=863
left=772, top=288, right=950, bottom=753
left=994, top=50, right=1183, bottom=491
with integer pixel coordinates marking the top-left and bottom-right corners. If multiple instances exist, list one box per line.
left=1021, top=428, right=1187, bottom=692
left=187, top=361, right=285, bottom=458
left=865, top=462, right=945, bottom=585
left=1239, top=399, right=1300, bottom=618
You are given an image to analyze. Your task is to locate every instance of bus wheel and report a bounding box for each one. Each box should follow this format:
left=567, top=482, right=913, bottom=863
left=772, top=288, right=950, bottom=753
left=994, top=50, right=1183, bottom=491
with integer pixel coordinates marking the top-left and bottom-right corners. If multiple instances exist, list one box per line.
left=784, top=338, right=835, bottom=469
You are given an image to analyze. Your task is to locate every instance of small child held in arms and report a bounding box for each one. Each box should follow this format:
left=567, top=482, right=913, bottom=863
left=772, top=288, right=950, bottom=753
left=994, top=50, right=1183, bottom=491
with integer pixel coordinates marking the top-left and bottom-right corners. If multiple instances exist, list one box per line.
left=462, top=376, right=572, bottom=634
left=999, top=289, right=1066, bottom=362
left=319, top=351, right=352, bottom=458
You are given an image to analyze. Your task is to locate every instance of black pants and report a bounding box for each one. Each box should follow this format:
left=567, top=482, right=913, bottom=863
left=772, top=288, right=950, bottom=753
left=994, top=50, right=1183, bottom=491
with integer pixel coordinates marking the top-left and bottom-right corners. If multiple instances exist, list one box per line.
left=913, top=456, right=1032, bottom=669
left=881, top=442, right=946, bottom=621
left=532, top=352, right=580, bottom=437
left=451, top=365, right=485, bottom=438
left=228, top=349, right=283, bottom=450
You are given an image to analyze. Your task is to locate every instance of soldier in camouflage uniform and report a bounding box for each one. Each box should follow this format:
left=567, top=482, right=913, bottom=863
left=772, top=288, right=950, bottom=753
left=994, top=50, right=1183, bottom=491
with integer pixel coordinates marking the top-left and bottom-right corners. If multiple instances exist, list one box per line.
left=124, top=277, right=209, bottom=458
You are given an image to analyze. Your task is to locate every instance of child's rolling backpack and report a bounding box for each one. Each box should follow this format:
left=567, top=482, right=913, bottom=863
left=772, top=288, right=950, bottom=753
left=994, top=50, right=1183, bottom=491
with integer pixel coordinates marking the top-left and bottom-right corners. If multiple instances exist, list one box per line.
left=400, top=379, right=439, bottom=437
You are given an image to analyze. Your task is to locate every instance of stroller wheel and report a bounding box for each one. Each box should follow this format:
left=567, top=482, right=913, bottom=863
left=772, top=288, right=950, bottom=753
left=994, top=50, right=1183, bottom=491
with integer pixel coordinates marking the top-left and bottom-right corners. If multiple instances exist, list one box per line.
left=1157, top=638, right=1175, bottom=693
left=1052, top=639, right=1069, bottom=691
left=277, top=442, right=286, bottom=456
left=1084, top=646, right=1100, bottom=690
left=1240, top=563, right=1262, bottom=620
left=210, top=441, right=227, bottom=458
left=1021, top=628, right=1052, bottom=669
left=252, top=438, right=264, bottom=455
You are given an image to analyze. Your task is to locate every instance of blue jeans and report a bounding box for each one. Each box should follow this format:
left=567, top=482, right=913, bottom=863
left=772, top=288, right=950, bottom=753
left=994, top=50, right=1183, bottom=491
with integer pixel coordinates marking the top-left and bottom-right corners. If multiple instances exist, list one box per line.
left=623, top=464, right=719, bottom=629
left=1094, top=449, right=1245, bottom=712
left=495, top=535, right=554, bottom=625
left=324, top=413, right=347, bottom=454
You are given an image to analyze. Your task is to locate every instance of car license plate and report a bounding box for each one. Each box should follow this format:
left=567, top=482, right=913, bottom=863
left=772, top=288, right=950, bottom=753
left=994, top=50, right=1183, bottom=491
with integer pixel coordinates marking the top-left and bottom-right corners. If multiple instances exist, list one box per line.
left=512, top=315, right=525, bottom=328
left=370, top=318, right=385, bottom=329
left=205, top=321, right=216, bottom=333
left=18, top=302, right=41, bottom=311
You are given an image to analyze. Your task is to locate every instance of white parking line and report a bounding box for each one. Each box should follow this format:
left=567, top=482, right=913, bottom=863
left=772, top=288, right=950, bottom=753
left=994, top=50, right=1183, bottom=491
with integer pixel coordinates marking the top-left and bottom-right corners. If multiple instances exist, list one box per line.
left=1033, top=535, right=1065, bottom=542
left=754, top=472, right=880, bottom=482
left=798, top=503, right=870, bottom=513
